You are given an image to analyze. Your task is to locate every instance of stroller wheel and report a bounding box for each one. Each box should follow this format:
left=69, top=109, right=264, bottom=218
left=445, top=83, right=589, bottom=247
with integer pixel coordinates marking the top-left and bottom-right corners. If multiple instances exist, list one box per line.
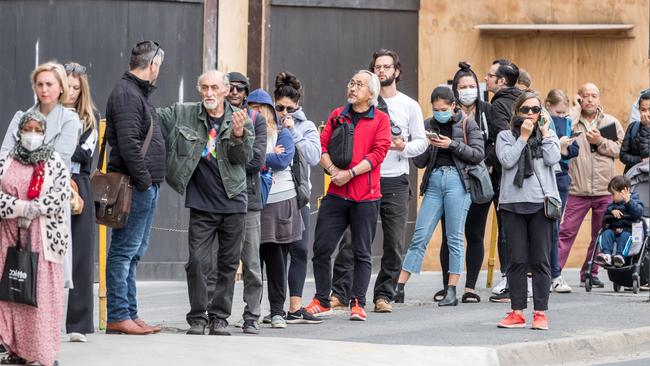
left=614, top=283, right=621, bottom=292
left=632, top=275, right=640, bottom=294
left=585, top=277, right=592, bottom=292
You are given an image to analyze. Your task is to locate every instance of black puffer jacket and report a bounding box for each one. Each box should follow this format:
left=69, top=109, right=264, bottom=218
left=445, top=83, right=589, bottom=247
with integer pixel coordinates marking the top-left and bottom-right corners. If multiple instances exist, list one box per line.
left=245, top=111, right=267, bottom=211
left=414, top=110, right=485, bottom=195
left=106, top=72, right=166, bottom=191
left=486, top=87, right=521, bottom=170
left=620, top=122, right=650, bottom=173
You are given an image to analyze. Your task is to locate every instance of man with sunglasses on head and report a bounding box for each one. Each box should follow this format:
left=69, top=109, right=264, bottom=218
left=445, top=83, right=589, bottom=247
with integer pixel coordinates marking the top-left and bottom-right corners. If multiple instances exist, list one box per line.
left=221, top=71, right=268, bottom=334
left=484, top=58, right=522, bottom=303
left=105, top=41, right=166, bottom=335
left=330, top=49, right=427, bottom=313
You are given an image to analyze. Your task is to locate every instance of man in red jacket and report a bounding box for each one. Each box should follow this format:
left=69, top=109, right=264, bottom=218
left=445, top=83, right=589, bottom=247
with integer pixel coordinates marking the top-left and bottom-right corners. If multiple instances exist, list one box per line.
left=305, top=70, right=391, bottom=321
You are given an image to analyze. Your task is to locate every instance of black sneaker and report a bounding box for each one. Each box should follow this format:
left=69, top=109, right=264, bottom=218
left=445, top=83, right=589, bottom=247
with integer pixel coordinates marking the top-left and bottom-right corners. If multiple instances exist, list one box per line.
left=286, top=308, right=323, bottom=324
left=591, top=277, right=605, bottom=288
left=186, top=320, right=206, bottom=335
left=489, top=289, right=511, bottom=303
left=208, top=318, right=230, bottom=336
left=262, top=313, right=272, bottom=324
left=242, top=319, right=260, bottom=334
left=0, top=344, right=5, bottom=354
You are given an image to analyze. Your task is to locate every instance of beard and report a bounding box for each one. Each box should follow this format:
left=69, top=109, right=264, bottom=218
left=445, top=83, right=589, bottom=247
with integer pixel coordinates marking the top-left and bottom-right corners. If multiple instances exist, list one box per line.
left=380, top=74, right=395, bottom=87
left=203, top=100, right=218, bottom=110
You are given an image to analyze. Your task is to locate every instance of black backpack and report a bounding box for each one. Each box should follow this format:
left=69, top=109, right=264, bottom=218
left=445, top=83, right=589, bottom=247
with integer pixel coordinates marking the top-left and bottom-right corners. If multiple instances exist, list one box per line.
left=291, top=147, right=310, bottom=209
left=328, top=115, right=354, bottom=169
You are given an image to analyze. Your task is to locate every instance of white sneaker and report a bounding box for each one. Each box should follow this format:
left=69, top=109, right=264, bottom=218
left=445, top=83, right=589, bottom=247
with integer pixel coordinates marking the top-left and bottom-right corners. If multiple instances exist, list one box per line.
left=492, top=276, right=508, bottom=295
left=551, top=276, right=572, bottom=293
left=527, top=277, right=533, bottom=298
left=233, top=319, right=244, bottom=328
left=69, top=332, right=87, bottom=343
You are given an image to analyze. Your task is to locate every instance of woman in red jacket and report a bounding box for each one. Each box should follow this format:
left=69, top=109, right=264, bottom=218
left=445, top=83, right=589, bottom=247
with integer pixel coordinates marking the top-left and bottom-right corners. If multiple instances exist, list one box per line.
left=306, top=70, right=391, bottom=322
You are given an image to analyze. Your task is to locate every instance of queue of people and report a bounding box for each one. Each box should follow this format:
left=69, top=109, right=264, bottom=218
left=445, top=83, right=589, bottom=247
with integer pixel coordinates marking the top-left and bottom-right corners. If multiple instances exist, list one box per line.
left=0, top=40, right=648, bottom=365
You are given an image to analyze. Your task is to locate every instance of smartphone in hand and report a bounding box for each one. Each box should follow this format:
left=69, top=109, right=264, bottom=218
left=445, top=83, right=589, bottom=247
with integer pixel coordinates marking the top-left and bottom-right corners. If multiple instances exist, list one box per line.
left=426, top=131, right=439, bottom=140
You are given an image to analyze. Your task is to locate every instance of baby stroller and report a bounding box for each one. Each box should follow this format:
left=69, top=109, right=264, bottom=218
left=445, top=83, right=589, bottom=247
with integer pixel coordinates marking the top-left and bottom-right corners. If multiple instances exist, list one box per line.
left=584, top=162, right=650, bottom=294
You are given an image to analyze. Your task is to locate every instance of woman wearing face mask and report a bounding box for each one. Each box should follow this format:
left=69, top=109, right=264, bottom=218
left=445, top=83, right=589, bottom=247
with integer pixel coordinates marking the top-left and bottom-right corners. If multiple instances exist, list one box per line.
left=436, top=62, right=493, bottom=303
left=1, top=62, right=82, bottom=290
left=63, top=62, right=99, bottom=343
left=0, top=112, right=70, bottom=366
left=495, top=91, right=560, bottom=330
left=395, top=87, right=484, bottom=307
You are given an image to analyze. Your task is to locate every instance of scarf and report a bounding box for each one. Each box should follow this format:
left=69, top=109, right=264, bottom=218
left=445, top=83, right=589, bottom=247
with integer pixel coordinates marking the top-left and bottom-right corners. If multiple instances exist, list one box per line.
left=511, top=117, right=544, bottom=188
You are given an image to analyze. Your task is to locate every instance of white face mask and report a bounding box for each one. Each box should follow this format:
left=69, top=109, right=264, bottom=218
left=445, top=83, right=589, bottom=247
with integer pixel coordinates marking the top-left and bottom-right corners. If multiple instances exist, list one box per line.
left=458, top=88, right=478, bottom=106
left=20, top=132, right=45, bottom=152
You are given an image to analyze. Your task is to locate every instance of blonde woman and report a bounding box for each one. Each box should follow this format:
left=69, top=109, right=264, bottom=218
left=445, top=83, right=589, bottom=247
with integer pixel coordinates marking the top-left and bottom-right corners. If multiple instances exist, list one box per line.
left=63, top=62, right=99, bottom=342
left=1, top=62, right=81, bottom=290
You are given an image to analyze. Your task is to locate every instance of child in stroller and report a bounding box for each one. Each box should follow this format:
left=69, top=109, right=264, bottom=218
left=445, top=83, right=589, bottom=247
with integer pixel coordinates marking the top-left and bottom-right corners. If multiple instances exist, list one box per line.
left=595, top=176, right=645, bottom=267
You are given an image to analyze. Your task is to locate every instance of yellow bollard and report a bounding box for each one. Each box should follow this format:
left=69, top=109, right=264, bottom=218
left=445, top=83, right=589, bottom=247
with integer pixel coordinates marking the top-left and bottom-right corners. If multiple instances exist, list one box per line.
left=486, top=208, right=498, bottom=289
left=98, top=120, right=107, bottom=330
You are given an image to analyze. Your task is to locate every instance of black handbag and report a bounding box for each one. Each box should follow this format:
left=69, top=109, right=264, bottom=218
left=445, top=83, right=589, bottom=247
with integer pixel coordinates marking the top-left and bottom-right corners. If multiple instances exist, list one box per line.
left=0, top=227, right=38, bottom=307
left=328, top=116, right=354, bottom=170
left=533, top=166, right=562, bottom=221
left=461, top=116, right=494, bottom=204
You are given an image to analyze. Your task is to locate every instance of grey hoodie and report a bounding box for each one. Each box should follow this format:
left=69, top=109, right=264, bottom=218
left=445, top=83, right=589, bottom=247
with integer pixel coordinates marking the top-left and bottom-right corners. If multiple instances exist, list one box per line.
left=287, top=108, right=321, bottom=188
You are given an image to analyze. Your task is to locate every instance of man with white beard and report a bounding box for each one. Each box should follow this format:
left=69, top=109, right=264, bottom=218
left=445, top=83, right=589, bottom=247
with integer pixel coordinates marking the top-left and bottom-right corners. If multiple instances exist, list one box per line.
left=156, top=70, right=255, bottom=336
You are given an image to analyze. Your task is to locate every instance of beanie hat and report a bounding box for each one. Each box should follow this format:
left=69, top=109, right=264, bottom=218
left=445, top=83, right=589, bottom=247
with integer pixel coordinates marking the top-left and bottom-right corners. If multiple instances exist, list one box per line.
left=227, top=72, right=250, bottom=95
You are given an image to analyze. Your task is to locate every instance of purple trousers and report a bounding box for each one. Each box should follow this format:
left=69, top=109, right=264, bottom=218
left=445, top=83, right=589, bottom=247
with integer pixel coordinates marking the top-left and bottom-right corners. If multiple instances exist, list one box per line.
left=558, top=194, right=611, bottom=281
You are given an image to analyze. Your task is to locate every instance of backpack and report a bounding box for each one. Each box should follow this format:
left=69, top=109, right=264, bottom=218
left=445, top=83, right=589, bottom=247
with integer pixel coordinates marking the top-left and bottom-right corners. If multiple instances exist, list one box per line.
left=291, top=147, right=310, bottom=209
left=328, top=115, right=354, bottom=169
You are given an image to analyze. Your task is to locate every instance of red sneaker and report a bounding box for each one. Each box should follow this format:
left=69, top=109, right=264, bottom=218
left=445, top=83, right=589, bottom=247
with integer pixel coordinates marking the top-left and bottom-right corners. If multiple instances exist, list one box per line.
left=305, top=298, right=333, bottom=317
left=349, top=300, right=367, bottom=321
left=497, top=311, right=526, bottom=328
left=532, top=311, right=549, bottom=330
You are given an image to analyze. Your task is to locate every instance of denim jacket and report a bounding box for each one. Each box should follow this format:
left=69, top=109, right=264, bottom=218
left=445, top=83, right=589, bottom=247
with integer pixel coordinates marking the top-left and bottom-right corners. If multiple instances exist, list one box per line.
left=157, top=101, right=254, bottom=197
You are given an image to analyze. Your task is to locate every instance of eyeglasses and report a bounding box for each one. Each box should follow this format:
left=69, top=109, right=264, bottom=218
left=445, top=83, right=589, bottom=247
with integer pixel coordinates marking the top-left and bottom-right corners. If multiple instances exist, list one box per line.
left=519, top=106, right=542, bottom=114
left=373, top=64, right=393, bottom=72
left=347, top=80, right=366, bottom=90
left=135, top=40, right=161, bottom=66
left=275, top=104, right=298, bottom=113
left=64, top=63, right=86, bottom=75
left=229, top=84, right=247, bottom=93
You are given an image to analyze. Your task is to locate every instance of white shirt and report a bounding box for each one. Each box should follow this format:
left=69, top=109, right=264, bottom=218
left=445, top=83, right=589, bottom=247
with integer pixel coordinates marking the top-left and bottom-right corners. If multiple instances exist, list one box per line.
left=380, top=91, right=428, bottom=177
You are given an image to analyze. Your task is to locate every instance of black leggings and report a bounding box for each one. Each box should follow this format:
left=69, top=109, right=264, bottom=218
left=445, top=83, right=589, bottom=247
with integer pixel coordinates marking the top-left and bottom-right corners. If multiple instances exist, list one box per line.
left=440, top=201, right=490, bottom=289
left=260, top=243, right=289, bottom=316
left=288, top=206, right=310, bottom=298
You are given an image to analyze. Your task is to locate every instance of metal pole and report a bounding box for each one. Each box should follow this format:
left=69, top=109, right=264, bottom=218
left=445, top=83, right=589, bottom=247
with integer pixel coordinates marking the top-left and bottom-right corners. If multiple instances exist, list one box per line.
left=98, top=120, right=107, bottom=330
left=486, top=208, right=498, bottom=288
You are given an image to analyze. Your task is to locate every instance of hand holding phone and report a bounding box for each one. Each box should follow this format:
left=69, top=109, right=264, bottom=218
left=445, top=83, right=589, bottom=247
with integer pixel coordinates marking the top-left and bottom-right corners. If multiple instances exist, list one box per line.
left=426, top=131, right=439, bottom=140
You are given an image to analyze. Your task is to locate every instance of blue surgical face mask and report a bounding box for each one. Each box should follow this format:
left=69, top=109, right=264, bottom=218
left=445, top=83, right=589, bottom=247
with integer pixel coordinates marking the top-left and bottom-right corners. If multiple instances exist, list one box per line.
left=433, top=110, right=453, bottom=124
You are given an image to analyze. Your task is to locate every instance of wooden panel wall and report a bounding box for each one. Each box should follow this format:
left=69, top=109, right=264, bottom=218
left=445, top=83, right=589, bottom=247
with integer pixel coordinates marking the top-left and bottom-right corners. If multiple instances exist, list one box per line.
left=418, top=0, right=650, bottom=273
left=217, top=0, right=249, bottom=73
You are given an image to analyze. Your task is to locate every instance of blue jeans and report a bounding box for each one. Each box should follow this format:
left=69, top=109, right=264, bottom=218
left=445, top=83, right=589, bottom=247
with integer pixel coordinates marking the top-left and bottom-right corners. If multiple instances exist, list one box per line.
left=107, top=184, right=159, bottom=323
left=402, top=167, right=471, bottom=275
left=551, top=174, right=571, bottom=278
left=599, top=229, right=633, bottom=257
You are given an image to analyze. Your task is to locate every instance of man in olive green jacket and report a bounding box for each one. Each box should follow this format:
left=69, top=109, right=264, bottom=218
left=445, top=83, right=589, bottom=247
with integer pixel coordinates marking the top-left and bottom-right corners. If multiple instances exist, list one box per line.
left=157, top=70, right=254, bottom=336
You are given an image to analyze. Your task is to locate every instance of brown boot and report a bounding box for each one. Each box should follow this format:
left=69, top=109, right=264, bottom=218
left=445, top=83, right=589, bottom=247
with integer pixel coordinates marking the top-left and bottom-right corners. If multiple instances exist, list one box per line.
left=329, top=295, right=346, bottom=309
left=106, top=319, right=152, bottom=335
left=133, top=318, right=162, bottom=333
left=373, top=298, right=393, bottom=313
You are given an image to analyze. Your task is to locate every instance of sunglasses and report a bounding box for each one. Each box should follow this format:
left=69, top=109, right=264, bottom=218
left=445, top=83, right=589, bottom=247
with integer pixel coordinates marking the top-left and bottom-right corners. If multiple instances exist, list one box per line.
left=519, top=106, right=542, bottom=114
left=64, top=63, right=86, bottom=75
left=275, top=105, right=298, bottom=113
left=229, top=84, right=247, bottom=93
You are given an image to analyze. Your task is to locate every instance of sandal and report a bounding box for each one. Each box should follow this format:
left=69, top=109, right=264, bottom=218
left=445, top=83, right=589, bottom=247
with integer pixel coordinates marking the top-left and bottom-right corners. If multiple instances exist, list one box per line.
left=433, top=289, right=446, bottom=302
left=1, top=353, right=26, bottom=365
left=461, top=292, right=481, bottom=303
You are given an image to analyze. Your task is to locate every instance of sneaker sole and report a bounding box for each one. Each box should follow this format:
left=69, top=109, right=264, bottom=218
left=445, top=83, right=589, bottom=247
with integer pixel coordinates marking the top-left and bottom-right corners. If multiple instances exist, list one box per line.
left=243, top=328, right=259, bottom=334
left=311, top=310, right=334, bottom=318
left=532, top=325, right=549, bottom=330
left=349, top=314, right=367, bottom=321
left=373, top=308, right=393, bottom=313
left=497, top=323, right=526, bottom=329
left=186, top=330, right=205, bottom=335
left=271, top=323, right=287, bottom=329
left=285, top=318, right=323, bottom=324
left=208, top=330, right=231, bottom=336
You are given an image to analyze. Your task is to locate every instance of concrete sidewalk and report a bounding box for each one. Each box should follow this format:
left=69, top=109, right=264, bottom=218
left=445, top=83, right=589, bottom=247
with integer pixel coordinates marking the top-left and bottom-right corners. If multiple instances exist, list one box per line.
left=57, top=269, right=650, bottom=366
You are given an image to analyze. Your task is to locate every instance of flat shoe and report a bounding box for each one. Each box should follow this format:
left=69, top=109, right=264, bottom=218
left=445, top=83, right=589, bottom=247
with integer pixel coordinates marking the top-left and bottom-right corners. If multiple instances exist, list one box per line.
left=1, top=354, right=26, bottom=365
left=433, top=289, right=446, bottom=302
left=461, top=292, right=481, bottom=303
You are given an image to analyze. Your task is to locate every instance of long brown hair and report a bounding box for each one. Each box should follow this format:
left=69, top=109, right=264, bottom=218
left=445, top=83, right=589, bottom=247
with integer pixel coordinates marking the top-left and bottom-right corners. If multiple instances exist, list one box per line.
left=65, top=62, right=97, bottom=132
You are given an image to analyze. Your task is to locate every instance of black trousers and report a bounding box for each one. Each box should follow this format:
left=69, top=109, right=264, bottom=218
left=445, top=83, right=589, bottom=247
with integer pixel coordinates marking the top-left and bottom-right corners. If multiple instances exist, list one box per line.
left=312, top=195, right=380, bottom=307
left=66, top=174, right=95, bottom=334
left=260, top=243, right=290, bottom=316
left=288, top=206, right=310, bottom=298
left=440, top=200, right=491, bottom=289
left=501, top=209, right=552, bottom=311
left=186, top=209, right=245, bottom=324
left=331, top=176, right=409, bottom=302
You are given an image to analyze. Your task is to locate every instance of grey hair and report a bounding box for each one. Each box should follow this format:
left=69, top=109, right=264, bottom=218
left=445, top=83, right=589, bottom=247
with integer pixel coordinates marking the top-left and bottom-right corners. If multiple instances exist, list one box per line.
left=196, top=70, right=230, bottom=91
left=129, top=41, right=165, bottom=70
left=355, top=70, right=380, bottom=107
